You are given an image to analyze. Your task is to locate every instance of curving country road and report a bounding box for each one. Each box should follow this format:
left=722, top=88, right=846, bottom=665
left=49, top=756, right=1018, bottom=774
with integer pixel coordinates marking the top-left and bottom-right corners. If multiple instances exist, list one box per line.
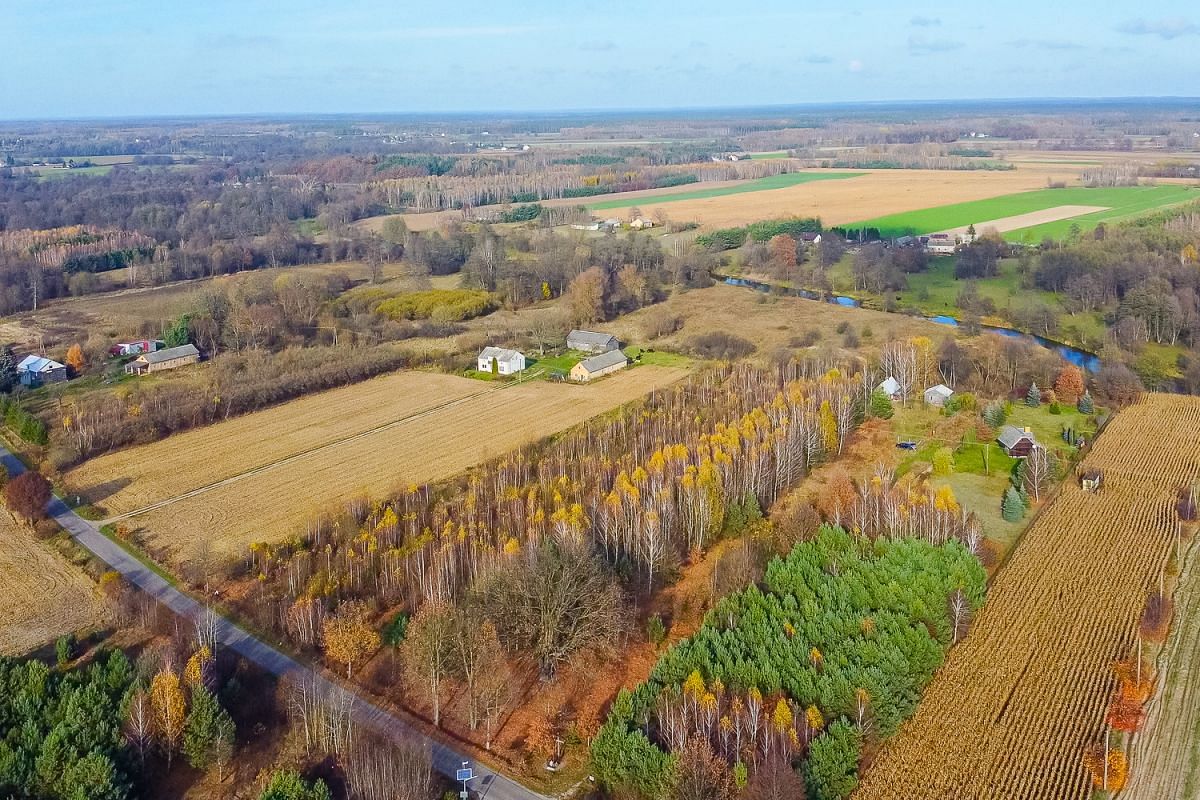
left=0, top=447, right=548, bottom=800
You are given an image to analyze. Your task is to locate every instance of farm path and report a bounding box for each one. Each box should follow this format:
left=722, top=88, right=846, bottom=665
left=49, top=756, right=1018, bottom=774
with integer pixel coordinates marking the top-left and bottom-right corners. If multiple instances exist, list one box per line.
left=100, top=383, right=494, bottom=524
left=1124, top=533, right=1200, bottom=800
left=0, top=446, right=548, bottom=800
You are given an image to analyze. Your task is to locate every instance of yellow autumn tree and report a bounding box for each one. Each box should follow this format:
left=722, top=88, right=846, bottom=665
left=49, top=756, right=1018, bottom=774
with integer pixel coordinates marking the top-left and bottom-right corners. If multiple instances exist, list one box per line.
left=819, top=400, right=838, bottom=453
left=151, top=668, right=186, bottom=766
left=322, top=600, right=381, bottom=677
left=65, top=343, right=85, bottom=373
left=184, top=645, right=213, bottom=689
left=805, top=704, right=825, bottom=734
left=771, top=698, right=793, bottom=734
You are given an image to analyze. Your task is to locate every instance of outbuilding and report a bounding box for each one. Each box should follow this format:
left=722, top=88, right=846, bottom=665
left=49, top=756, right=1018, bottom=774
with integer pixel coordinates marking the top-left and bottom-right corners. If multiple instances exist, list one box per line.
left=567, top=330, right=620, bottom=354
left=924, top=384, right=954, bottom=407
left=878, top=377, right=901, bottom=400
left=477, top=346, right=526, bottom=376
left=124, top=343, right=200, bottom=375
left=570, top=349, right=628, bottom=382
left=16, top=355, right=68, bottom=386
left=997, top=425, right=1038, bottom=457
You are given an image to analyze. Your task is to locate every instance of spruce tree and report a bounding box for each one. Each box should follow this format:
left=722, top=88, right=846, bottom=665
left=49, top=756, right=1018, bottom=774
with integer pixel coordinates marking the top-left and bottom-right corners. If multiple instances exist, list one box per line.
left=1001, top=487, right=1025, bottom=522
left=183, top=687, right=236, bottom=771
left=1077, top=390, right=1094, bottom=414
left=1026, top=382, right=1041, bottom=407
left=0, top=347, right=16, bottom=393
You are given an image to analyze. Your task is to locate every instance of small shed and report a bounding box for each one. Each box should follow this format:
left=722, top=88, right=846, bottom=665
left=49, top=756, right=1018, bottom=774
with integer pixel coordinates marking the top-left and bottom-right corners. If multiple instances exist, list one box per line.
left=1081, top=468, right=1103, bottom=493
left=16, top=355, right=68, bottom=386
left=125, top=343, right=200, bottom=375
left=567, top=330, right=620, bottom=354
left=477, top=346, right=526, bottom=376
left=997, top=425, right=1037, bottom=457
left=570, top=349, right=628, bottom=382
left=924, top=384, right=954, bottom=407
left=878, top=377, right=901, bottom=400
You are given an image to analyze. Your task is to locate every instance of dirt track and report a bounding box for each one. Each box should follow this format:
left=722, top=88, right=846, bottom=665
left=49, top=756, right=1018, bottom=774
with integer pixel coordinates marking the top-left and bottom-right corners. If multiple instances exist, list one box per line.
left=933, top=204, right=1110, bottom=237
left=1124, top=533, right=1200, bottom=800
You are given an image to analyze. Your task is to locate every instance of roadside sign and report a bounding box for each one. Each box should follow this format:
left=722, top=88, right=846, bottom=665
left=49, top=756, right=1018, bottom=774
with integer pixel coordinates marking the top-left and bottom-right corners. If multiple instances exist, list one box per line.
left=457, top=767, right=473, bottom=782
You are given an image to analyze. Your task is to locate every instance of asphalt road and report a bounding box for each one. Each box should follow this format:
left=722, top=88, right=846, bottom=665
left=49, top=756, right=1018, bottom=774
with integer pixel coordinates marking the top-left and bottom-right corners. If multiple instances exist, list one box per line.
left=0, top=447, right=548, bottom=800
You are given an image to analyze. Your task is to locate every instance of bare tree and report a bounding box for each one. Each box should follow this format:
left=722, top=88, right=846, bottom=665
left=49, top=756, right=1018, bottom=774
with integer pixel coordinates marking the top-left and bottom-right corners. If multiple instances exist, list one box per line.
left=1021, top=445, right=1055, bottom=502
left=948, top=588, right=971, bottom=644
left=344, top=730, right=435, bottom=800
left=124, top=688, right=154, bottom=767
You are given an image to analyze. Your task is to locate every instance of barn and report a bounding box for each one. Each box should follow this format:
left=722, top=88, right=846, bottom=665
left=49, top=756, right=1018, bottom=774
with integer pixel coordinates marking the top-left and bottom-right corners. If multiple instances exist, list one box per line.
left=476, top=347, right=526, bottom=376
left=16, top=355, right=68, bottom=387
left=997, top=425, right=1038, bottom=457
left=570, top=349, right=628, bottom=382
left=878, top=376, right=901, bottom=400
left=125, top=343, right=200, bottom=375
left=924, top=384, right=954, bottom=407
left=567, top=330, right=620, bottom=354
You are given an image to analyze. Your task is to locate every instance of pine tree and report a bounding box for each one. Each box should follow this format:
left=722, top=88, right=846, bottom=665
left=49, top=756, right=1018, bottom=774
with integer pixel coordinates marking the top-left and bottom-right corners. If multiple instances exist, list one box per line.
left=183, top=686, right=236, bottom=772
left=0, top=347, right=17, bottom=393
left=868, top=389, right=894, bottom=420
left=1001, top=487, right=1025, bottom=522
left=1026, top=382, right=1041, bottom=407
left=1078, top=390, right=1094, bottom=414
left=981, top=401, right=1006, bottom=429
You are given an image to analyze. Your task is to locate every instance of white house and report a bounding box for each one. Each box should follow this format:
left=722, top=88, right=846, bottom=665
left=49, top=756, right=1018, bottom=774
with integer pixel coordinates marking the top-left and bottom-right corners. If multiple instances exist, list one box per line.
left=924, top=384, right=954, bottom=407
left=17, top=355, right=68, bottom=386
left=877, top=377, right=901, bottom=400
left=477, top=347, right=526, bottom=376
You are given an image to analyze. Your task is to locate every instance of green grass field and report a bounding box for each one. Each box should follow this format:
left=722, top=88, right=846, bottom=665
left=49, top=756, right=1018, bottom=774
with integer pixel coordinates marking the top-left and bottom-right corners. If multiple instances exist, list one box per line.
left=35, top=165, right=114, bottom=180
left=584, top=171, right=864, bottom=210
left=847, top=185, right=1198, bottom=240
left=747, top=151, right=789, bottom=160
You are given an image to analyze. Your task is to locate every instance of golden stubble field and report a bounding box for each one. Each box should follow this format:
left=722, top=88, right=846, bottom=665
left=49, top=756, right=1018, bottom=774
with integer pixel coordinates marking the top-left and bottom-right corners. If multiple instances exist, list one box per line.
left=856, top=393, right=1200, bottom=800
left=70, top=367, right=688, bottom=564
left=0, top=514, right=110, bottom=655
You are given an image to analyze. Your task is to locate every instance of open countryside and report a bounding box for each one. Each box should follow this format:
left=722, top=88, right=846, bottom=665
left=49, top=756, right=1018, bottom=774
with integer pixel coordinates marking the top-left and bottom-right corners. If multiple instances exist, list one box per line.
left=82, top=366, right=688, bottom=563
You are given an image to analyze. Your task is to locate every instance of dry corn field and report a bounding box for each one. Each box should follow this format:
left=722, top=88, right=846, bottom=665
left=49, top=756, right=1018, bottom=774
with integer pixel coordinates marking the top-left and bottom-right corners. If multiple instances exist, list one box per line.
left=856, top=393, right=1200, bottom=800
left=69, top=366, right=688, bottom=565
left=0, top=514, right=110, bottom=655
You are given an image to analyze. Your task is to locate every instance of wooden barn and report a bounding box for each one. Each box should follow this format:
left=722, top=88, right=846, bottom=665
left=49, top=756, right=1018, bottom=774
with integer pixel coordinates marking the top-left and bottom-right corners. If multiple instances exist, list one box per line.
left=997, top=425, right=1038, bottom=457
left=567, top=329, right=620, bottom=354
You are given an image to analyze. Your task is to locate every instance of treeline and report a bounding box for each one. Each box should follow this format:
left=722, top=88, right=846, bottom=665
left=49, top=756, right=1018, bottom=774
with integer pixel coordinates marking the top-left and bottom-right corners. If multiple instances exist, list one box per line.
left=56, top=345, right=408, bottom=465
left=246, top=363, right=867, bottom=669
left=697, top=217, right=823, bottom=250
left=592, top=526, right=986, bottom=799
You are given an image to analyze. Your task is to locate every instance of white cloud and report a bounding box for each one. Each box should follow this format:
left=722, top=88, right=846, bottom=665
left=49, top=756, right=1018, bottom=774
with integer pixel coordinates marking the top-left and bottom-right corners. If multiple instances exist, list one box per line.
left=908, top=33, right=964, bottom=53
left=1117, top=17, right=1198, bottom=39
left=910, top=15, right=941, bottom=27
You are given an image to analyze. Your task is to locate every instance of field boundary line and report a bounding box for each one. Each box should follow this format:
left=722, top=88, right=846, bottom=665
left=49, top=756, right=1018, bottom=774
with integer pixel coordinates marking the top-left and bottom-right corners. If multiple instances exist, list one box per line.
left=101, top=384, right=498, bottom=523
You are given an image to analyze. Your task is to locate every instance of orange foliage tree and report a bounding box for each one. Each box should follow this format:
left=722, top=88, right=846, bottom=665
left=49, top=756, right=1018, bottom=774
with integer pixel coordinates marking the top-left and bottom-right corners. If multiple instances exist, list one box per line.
left=322, top=600, right=381, bottom=678
left=1053, top=365, right=1085, bottom=405
left=1082, top=744, right=1128, bottom=791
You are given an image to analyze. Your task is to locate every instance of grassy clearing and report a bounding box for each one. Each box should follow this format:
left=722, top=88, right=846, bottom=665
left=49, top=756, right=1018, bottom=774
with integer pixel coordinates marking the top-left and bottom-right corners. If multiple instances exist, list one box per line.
left=847, top=185, right=1198, bottom=239
left=625, top=347, right=692, bottom=368
left=747, top=151, right=789, bottom=160
left=35, top=165, right=114, bottom=180
left=583, top=171, right=864, bottom=210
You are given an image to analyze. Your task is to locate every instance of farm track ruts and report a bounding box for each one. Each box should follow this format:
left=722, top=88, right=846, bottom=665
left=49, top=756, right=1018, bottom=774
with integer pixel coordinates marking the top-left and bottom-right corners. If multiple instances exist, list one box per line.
left=125, top=366, right=688, bottom=563
left=0, top=514, right=110, bottom=655
left=855, top=394, right=1200, bottom=800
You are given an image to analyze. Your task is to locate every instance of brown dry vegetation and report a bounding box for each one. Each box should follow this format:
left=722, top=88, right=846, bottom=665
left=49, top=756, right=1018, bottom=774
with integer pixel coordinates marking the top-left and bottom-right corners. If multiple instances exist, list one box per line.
left=606, top=282, right=945, bottom=358
left=856, top=393, right=1200, bottom=800
left=90, top=366, right=688, bottom=565
left=0, top=514, right=110, bottom=655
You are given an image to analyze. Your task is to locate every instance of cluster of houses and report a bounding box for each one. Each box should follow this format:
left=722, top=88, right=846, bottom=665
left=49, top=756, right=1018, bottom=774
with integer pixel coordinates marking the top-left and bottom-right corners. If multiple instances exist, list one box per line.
left=569, top=217, right=657, bottom=233
left=475, top=329, right=629, bottom=383
left=878, top=376, right=1041, bottom=457
left=12, top=340, right=201, bottom=388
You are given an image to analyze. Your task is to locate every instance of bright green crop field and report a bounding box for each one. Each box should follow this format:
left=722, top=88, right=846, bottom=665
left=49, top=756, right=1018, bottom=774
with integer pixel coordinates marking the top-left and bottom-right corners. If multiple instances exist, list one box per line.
left=846, top=184, right=1199, bottom=240
left=583, top=170, right=864, bottom=210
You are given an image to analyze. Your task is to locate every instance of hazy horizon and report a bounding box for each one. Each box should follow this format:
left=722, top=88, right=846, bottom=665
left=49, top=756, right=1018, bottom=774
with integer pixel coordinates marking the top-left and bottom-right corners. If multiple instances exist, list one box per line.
left=4, top=1, right=1199, bottom=119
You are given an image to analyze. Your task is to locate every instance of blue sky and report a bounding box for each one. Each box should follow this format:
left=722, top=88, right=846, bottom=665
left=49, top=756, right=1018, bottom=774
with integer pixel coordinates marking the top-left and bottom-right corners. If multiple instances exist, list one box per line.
left=3, top=1, right=1198, bottom=118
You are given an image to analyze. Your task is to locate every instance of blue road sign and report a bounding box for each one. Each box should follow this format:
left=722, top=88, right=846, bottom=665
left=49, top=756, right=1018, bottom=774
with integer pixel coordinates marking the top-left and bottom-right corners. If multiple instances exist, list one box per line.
left=456, top=768, right=473, bottom=782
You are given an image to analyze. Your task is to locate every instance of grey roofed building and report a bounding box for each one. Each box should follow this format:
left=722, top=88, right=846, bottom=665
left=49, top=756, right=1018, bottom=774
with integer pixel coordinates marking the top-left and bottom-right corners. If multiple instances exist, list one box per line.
left=567, top=329, right=620, bottom=353
left=576, top=349, right=627, bottom=373
left=143, top=343, right=199, bottom=364
left=997, top=424, right=1037, bottom=456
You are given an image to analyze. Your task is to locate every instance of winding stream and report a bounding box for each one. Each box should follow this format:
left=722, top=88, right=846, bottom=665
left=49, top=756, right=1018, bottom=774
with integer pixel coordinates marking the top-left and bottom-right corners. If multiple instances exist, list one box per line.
left=722, top=275, right=1101, bottom=371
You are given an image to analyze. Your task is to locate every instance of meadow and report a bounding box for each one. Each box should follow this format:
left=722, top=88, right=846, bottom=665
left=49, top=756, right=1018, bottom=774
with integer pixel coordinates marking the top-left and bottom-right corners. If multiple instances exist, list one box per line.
left=582, top=170, right=864, bottom=210
left=0, top=514, right=110, bottom=655
left=846, top=184, right=1199, bottom=240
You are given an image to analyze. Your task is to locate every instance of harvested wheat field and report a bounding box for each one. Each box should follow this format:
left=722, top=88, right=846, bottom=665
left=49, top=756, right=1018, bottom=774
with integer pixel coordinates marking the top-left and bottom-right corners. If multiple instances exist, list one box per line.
left=67, top=371, right=487, bottom=515
left=0, top=514, right=110, bottom=655
left=114, top=366, right=687, bottom=564
left=856, top=393, right=1200, bottom=800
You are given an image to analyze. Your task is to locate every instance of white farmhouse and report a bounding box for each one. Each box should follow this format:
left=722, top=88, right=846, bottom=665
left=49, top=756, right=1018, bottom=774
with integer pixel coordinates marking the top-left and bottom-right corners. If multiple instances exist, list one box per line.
left=477, top=347, right=526, bottom=376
